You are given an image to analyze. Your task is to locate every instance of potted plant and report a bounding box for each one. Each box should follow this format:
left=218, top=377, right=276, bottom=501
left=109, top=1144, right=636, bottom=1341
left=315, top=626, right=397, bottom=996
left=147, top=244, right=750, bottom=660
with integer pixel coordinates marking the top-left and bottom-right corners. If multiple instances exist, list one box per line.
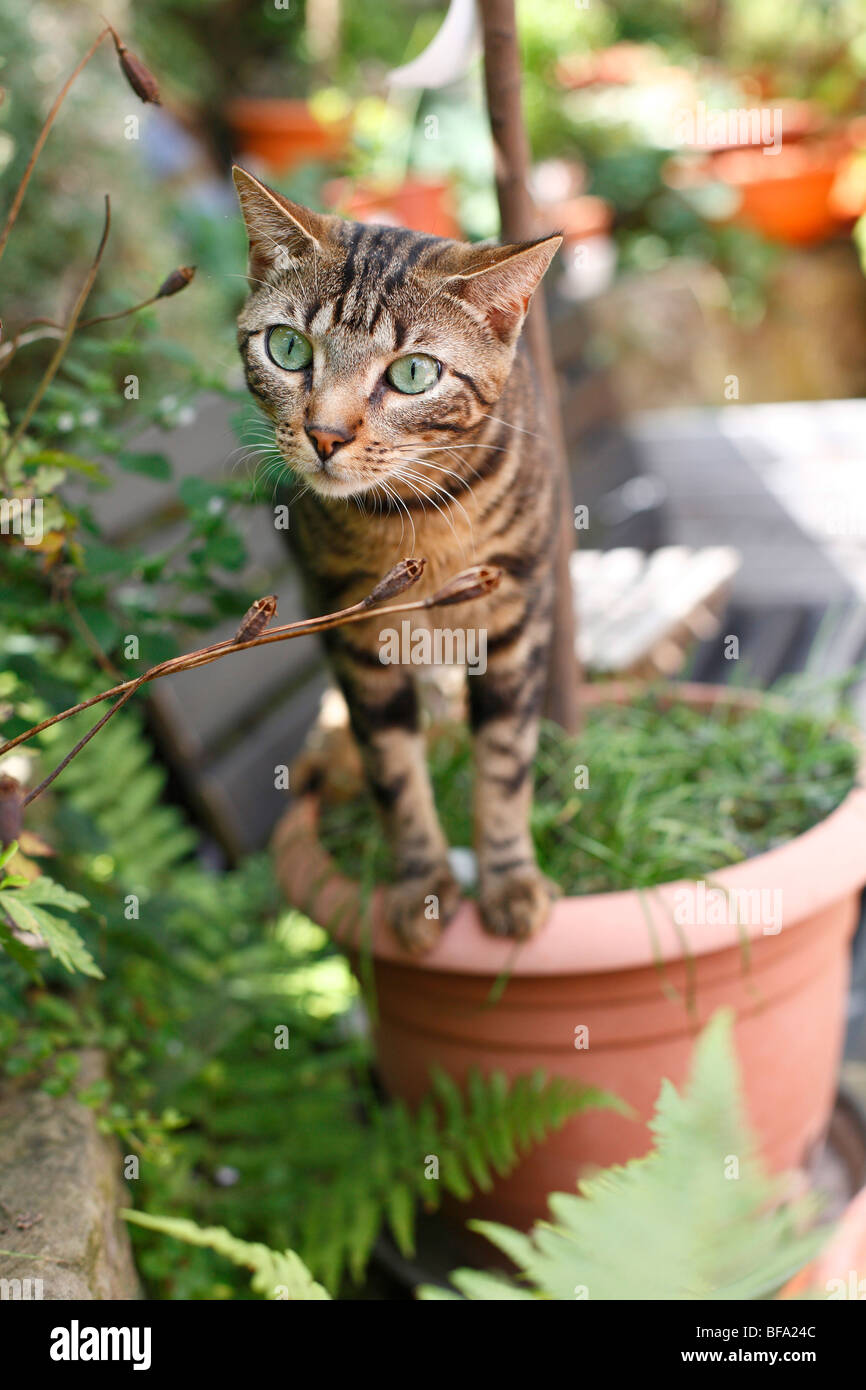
left=273, top=681, right=866, bottom=1233
left=227, top=96, right=352, bottom=177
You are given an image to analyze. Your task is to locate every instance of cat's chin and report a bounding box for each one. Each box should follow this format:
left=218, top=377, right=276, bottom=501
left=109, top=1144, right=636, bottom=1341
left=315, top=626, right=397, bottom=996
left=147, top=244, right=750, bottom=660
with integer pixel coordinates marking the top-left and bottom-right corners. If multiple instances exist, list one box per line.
left=300, top=471, right=369, bottom=500
left=289, top=459, right=379, bottom=501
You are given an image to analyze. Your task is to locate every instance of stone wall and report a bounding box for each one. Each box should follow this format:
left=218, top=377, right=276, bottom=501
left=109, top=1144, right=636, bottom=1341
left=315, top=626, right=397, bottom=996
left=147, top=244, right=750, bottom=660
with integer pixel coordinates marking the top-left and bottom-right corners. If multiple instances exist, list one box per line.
left=0, top=1052, right=139, bottom=1300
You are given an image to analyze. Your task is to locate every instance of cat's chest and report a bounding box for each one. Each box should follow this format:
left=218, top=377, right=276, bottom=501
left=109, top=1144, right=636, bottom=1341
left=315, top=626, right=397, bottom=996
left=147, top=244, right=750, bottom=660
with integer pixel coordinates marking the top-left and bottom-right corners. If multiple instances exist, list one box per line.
left=294, top=490, right=484, bottom=599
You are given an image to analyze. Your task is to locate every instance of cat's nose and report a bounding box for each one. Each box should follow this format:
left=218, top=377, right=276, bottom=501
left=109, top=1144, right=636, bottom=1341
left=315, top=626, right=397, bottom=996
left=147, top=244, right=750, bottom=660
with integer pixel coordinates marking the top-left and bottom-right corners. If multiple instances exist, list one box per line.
left=304, top=424, right=355, bottom=461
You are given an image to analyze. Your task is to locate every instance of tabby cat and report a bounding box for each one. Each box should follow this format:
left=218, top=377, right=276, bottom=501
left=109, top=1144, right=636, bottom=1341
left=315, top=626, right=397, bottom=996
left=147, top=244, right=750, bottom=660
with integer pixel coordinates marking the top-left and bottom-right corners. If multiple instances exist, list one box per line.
left=234, top=167, right=562, bottom=954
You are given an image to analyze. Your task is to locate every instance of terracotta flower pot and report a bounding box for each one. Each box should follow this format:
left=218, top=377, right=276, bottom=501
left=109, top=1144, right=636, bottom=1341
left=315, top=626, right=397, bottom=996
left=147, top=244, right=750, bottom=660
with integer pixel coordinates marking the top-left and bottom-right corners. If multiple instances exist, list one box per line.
left=273, top=683, right=866, bottom=1232
left=710, top=140, right=849, bottom=246
left=780, top=1184, right=866, bottom=1300
left=227, top=98, right=350, bottom=175
left=322, top=176, right=461, bottom=238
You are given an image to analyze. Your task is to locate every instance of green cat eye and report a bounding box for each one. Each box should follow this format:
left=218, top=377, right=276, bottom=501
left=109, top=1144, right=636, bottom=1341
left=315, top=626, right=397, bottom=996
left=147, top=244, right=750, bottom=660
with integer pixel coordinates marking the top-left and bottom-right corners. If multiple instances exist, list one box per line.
left=387, top=353, right=440, bottom=395
left=267, top=325, right=313, bottom=371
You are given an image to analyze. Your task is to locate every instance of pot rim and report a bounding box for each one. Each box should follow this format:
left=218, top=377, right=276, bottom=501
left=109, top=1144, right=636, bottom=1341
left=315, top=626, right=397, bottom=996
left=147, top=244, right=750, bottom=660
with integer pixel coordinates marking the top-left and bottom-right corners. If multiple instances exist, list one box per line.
left=272, top=682, right=866, bottom=977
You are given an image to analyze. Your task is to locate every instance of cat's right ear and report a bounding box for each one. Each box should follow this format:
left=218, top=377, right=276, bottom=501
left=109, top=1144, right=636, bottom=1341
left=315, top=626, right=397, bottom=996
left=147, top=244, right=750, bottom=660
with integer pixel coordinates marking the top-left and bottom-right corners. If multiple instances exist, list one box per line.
left=232, top=167, right=328, bottom=282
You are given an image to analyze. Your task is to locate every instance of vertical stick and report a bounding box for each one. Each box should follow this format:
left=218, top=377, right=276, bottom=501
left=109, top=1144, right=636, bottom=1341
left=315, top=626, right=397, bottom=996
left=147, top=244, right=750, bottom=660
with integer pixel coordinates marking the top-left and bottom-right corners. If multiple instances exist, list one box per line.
left=478, top=0, right=581, bottom=733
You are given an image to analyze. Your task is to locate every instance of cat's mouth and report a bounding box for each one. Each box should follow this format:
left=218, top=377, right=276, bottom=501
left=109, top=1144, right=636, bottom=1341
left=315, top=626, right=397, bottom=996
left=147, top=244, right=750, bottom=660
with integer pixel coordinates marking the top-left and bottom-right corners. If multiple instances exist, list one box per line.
left=290, top=451, right=370, bottom=500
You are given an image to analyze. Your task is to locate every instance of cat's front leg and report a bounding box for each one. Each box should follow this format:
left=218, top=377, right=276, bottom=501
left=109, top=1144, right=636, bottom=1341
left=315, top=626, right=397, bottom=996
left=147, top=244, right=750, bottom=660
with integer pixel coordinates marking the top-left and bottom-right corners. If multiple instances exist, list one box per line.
left=330, top=640, right=459, bottom=953
left=469, top=619, right=560, bottom=940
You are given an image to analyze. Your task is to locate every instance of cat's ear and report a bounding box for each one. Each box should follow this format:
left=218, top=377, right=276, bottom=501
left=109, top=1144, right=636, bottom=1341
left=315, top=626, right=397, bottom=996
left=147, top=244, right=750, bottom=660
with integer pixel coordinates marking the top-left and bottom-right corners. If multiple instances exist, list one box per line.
left=233, top=166, right=329, bottom=281
left=445, top=235, right=562, bottom=342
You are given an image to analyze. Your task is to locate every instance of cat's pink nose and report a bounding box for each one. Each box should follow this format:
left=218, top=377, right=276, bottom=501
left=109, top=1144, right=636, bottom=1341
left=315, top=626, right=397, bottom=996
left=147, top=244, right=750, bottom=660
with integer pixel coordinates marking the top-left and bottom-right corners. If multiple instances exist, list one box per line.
left=305, top=424, right=354, bottom=461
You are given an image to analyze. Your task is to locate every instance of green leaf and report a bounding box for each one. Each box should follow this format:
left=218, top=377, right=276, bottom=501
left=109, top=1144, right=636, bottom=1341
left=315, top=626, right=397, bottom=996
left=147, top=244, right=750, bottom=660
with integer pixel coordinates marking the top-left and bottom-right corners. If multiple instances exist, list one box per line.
left=430, top=1014, right=824, bottom=1301
left=0, top=875, right=102, bottom=978
left=385, top=1183, right=415, bottom=1257
left=117, top=451, right=172, bottom=480
left=25, top=450, right=107, bottom=482
left=0, top=917, right=43, bottom=980
left=179, top=476, right=225, bottom=508
left=0, top=840, right=19, bottom=872
left=122, top=1211, right=330, bottom=1300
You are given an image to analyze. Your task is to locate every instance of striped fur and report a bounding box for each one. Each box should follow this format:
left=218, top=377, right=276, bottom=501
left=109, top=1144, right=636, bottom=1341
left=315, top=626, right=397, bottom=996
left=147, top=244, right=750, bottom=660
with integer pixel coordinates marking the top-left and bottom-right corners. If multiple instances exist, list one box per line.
left=234, top=168, right=562, bottom=953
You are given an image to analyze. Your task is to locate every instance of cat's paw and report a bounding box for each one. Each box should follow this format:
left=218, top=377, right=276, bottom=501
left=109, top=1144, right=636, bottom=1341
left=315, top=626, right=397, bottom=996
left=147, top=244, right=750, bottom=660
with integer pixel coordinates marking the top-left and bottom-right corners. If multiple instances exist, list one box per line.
left=386, top=863, right=461, bottom=956
left=479, top=866, right=560, bottom=940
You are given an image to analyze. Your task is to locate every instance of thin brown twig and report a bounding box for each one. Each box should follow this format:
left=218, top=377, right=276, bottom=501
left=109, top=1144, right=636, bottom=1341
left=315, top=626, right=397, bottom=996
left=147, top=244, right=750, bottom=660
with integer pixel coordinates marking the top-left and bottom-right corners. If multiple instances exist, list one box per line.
left=0, top=28, right=110, bottom=263
left=0, top=300, right=156, bottom=371
left=0, top=269, right=196, bottom=371
left=63, top=597, right=123, bottom=679
left=76, top=294, right=161, bottom=330
left=22, top=683, right=141, bottom=807
left=0, top=565, right=503, bottom=803
left=2, top=196, right=112, bottom=464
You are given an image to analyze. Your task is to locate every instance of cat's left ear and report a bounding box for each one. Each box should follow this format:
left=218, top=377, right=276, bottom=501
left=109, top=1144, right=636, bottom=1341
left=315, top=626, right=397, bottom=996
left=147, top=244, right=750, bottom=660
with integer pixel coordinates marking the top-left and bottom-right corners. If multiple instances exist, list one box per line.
left=233, top=166, right=330, bottom=282
left=445, top=235, right=562, bottom=343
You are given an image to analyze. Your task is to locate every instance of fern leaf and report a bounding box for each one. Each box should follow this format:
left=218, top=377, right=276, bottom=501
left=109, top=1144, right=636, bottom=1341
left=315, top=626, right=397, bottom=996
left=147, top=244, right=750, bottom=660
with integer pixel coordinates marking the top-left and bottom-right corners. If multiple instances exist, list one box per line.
left=385, top=1182, right=416, bottom=1257
left=0, top=876, right=102, bottom=978
left=422, top=1014, right=824, bottom=1302
left=122, top=1211, right=330, bottom=1300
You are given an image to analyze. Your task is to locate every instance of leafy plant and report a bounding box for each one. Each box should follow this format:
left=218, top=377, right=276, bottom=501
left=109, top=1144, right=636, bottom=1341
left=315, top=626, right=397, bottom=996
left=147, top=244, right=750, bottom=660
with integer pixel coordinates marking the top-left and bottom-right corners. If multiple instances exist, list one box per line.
left=0, top=629, right=610, bottom=1296
left=0, top=841, right=99, bottom=980
left=419, top=1012, right=824, bottom=1301
left=122, top=1212, right=331, bottom=1301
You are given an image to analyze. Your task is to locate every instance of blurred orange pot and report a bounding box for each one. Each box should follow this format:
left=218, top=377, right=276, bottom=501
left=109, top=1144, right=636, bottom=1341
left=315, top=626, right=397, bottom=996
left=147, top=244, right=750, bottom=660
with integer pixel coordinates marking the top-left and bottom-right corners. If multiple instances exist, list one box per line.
left=711, top=140, right=848, bottom=246
left=323, top=176, right=460, bottom=238
left=781, top=1184, right=866, bottom=1299
left=227, top=98, right=350, bottom=175
left=273, top=683, right=866, bottom=1231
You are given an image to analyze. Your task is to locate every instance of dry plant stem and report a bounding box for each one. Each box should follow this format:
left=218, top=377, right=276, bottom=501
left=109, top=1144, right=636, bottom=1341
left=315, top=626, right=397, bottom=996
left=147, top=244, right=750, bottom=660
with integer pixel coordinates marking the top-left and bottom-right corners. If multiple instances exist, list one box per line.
left=0, top=566, right=502, bottom=797
left=478, top=0, right=581, bottom=734
left=63, top=598, right=123, bottom=679
left=0, top=285, right=194, bottom=371
left=22, top=684, right=141, bottom=807
left=0, top=27, right=109, bottom=263
left=2, top=197, right=112, bottom=463
left=0, top=322, right=63, bottom=371
left=76, top=294, right=160, bottom=330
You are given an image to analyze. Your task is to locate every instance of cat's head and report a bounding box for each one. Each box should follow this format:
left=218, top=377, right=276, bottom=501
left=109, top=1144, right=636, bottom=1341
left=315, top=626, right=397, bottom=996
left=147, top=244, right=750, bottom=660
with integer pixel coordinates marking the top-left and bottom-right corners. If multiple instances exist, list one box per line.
left=233, top=168, right=560, bottom=499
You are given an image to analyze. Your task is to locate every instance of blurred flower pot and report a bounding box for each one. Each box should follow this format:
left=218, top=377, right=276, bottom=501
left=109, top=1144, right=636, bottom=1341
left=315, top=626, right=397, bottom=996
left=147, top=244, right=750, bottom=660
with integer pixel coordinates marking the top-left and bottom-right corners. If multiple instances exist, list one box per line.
left=709, top=139, right=849, bottom=246
left=781, top=1184, right=866, bottom=1300
left=556, top=42, right=675, bottom=91
left=322, top=175, right=460, bottom=237
left=547, top=195, right=616, bottom=300
left=273, top=683, right=866, bottom=1232
left=227, top=98, right=350, bottom=175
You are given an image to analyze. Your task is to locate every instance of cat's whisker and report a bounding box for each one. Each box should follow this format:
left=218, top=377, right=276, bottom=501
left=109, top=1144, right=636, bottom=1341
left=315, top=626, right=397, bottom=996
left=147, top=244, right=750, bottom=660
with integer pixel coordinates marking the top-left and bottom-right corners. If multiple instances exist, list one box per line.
left=377, top=477, right=415, bottom=552
left=214, top=271, right=275, bottom=292
left=480, top=412, right=545, bottom=441
left=390, top=466, right=472, bottom=561
left=398, top=460, right=479, bottom=535
left=401, top=452, right=484, bottom=491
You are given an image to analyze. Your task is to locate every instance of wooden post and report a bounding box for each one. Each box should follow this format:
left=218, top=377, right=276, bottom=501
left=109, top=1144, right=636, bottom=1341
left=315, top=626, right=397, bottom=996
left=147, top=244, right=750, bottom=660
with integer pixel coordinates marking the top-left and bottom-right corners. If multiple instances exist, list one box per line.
left=478, top=0, right=581, bottom=733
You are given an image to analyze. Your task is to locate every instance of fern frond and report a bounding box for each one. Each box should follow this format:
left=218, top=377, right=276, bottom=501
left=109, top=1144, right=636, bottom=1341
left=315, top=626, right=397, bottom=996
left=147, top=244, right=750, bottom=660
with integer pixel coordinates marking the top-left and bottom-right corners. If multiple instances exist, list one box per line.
left=296, top=1067, right=614, bottom=1290
left=420, top=1014, right=824, bottom=1302
left=122, top=1211, right=330, bottom=1300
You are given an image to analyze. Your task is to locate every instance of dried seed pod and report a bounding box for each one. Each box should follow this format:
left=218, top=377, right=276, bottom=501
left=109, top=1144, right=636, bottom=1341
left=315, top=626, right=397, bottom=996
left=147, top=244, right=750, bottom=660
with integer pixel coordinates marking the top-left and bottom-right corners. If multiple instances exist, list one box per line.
left=429, top=564, right=503, bottom=607
left=109, top=27, right=161, bottom=105
left=156, top=266, right=196, bottom=299
left=234, top=595, right=277, bottom=642
left=0, top=773, right=23, bottom=848
left=366, top=557, right=426, bottom=605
